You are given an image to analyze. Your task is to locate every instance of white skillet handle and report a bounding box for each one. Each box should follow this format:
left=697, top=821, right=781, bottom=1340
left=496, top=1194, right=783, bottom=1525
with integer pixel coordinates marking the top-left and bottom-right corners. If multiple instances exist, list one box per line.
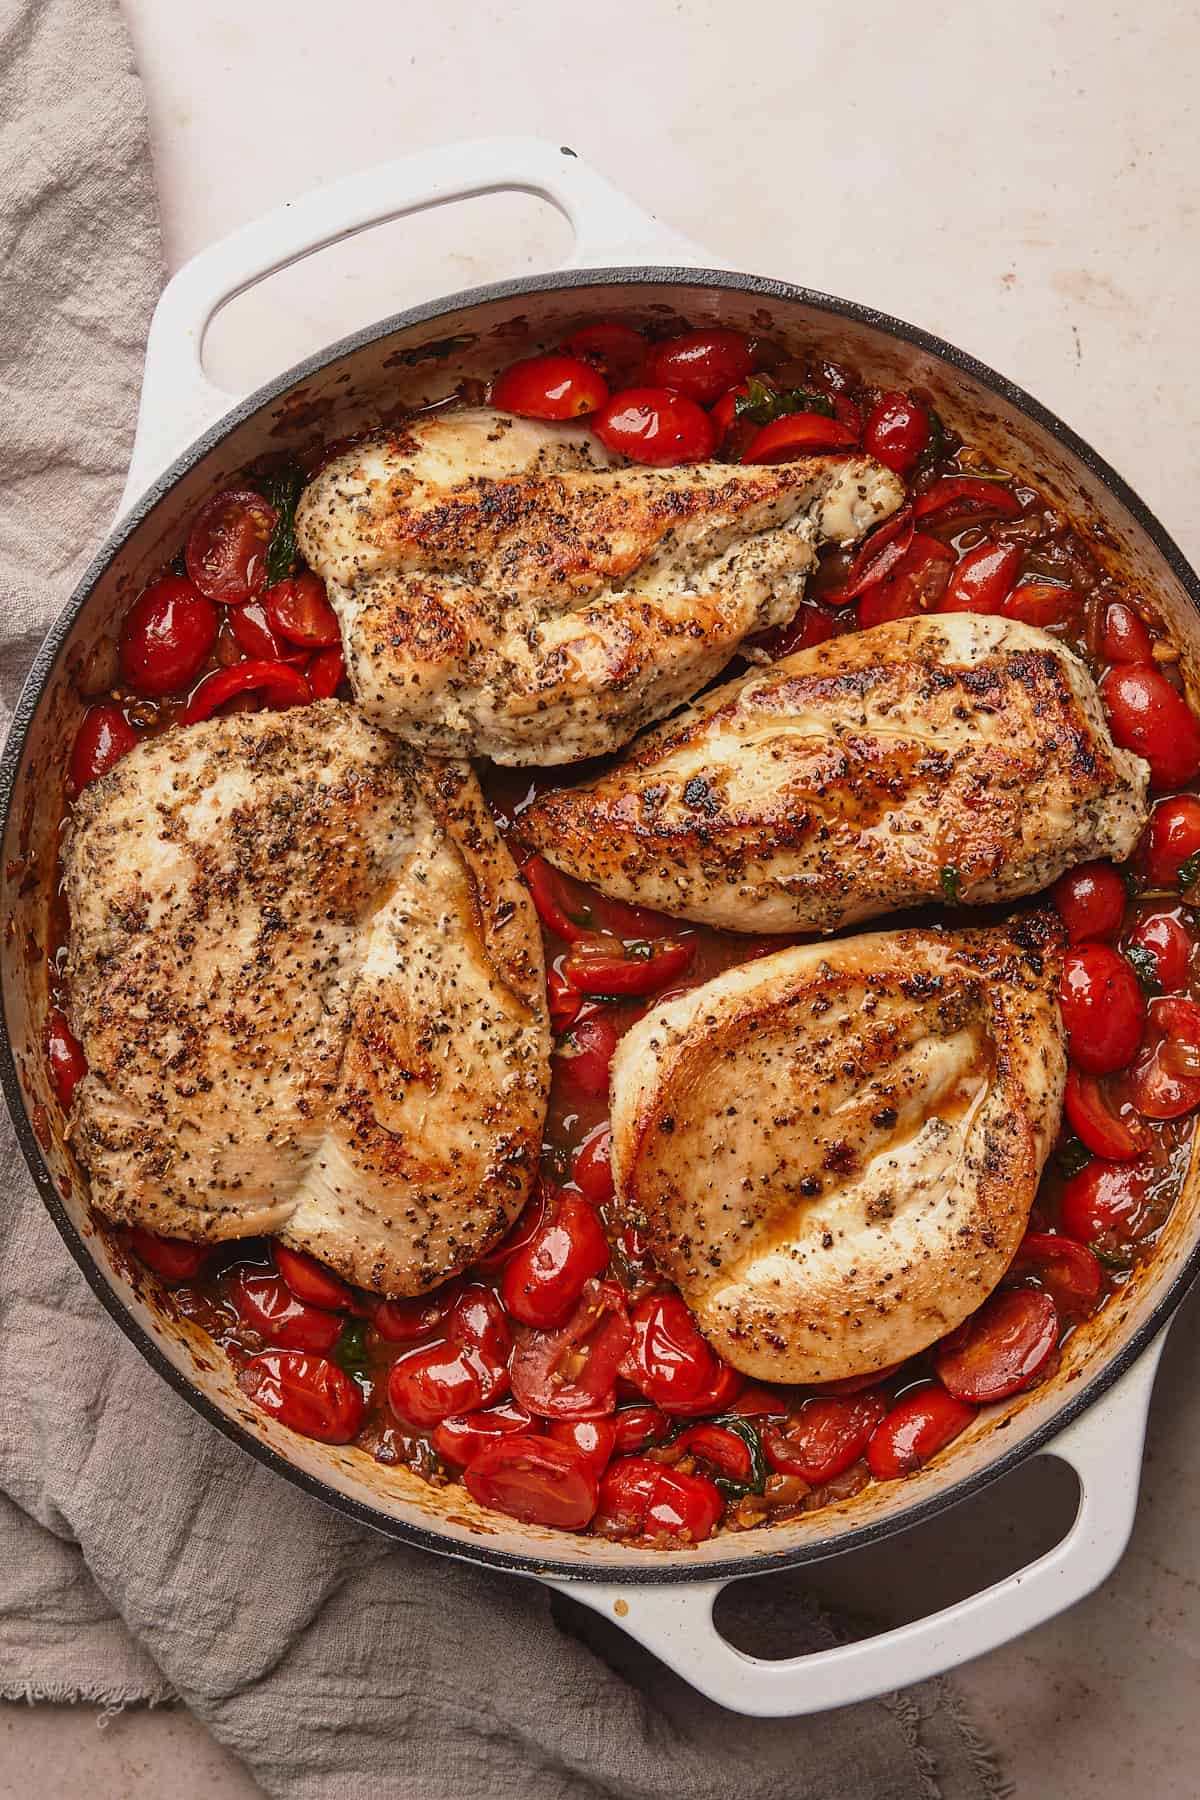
left=120, top=136, right=709, bottom=514
left=555, top=1333, right=1167, bottom=1718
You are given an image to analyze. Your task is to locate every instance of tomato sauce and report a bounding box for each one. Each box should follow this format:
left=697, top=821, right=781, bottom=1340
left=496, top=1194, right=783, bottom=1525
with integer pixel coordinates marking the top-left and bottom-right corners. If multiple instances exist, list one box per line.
left=48, top=321, right=1200, bottom=1547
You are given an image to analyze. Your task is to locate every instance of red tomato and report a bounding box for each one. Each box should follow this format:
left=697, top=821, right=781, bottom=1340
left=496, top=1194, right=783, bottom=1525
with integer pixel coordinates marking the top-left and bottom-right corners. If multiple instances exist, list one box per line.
left=762, top=1393, right=886, bottom=1485
left=912, top=476, right=1022, bottom=524
left=1130, top=995, right=1200, bottom=1119
left=491, top=353, right=609, bottom=420
left=1064, top=1068, right=1151, bottom=1160
left=866, top=1384, right=976, bottom=1480
left=228, top=598, right=296, bottom=663
left=824, top=507, right=915, bottom=605
left=182, top=659, right=312, bottom=724
left=1052, top=861, right=1127, bottom=943
left=522, top=853, right=681, bottom=942
left=626, top=1293, right=717, bottom=1408
left=557, top=1013, right=619, bottom=1098
left=446, top=1283, right=512, bottom=1371
left=560, top=320, right=646, bottom=382
left=1127, top=909, right=1192, bottom=991
left=675, top=1422, right=755, bottom=1483
left=595, top=1455, right=660, bottom=1531
left=728, top=1383, right=789, bottom=1417
left=373, top=1291, right=450, bottom=1343
left=597, top=1456, right=722, bottom=1541
left=593, top=386, right=716, bottom=466
left=742, top=413, right=858, bottom=461
left=46, top=1006, right=87, bottom=1109
left=572, top=1125, right=614, bottom=1205
left=264, top=572, right=340, bottom=648
left=937, top=541, right=1022, bottom=614
left=857, top=535, right=955, bottom=628
left=658, top=1358, right=744, bottom=1418
left=1059, top=1157, right=1152, bottom=1249
left=611, top=1405, right=672, bottom=1455
left=743, top=600, right=836, bottom=660
left=1143, top=795, right=1200, bottom=887
left=1013, top=1232, right=1103, bottom=1318
left=644, top=328, right=755, bottom=405
left=432, top=1401, right=532, bottom=1467
left=1101, top=663, right=1200, bottom=789
left=229, top=1269, right=343, bottom=1353
left=709, top=378, right=756, bottom=448
left=465, top=1434, right=599, bottom=1530
left=547, top=963, right=582, bottom=1033
left=128, top=1228, right=208, bottom=1283
left=934, top=1287, right=1059, bottom=1404
left=239, top=1351, right=364, bottom=1443
left=1100, top=601, right=1155, bottom=665
left=1058, top=944, right=1146, bottom=1074
left=387, top=1341, right=493, bottom=1428
left=863, top=392, right=930, bottom=472
left=1001, top=581, right=1078, bottom=628
left=548, top=1416, right=617, bottom=1477
left=274, top=1244, right=354, bottom=1311
left=69, top=704, right=139, bottom=789
left=509, top=1279, right=632, bottom=1419
left=474, top=1184, right=549, bottom=1272
left=119, top=575, right=217, bottom=697
left=562, top=935, right=695, bottom=997
left=185, top=487, right=277, bottom=605
left=501, top=1195, right=610, bottom=1328
left=307, top=646, right=345, bottom=699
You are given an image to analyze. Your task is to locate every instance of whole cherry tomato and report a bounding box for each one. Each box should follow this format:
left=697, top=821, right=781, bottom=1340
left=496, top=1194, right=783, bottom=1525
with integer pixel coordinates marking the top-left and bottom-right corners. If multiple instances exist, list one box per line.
left=863, top=392, right=930, bottom=472
left=509, top=1279, right=632, bottom=1419
left=432, top=1401, right=532, bottom=1467
left=501, top=1195, right=611, bottom=1328
left=548, top=1416, right=617, bottom=1478
left=274, top=1243, right=354, bottom=1311
left=229, top=1269, right=343, bottom=1353
left=69, top=704, right=139, bottom=789
left=1101, top=663, right=1200, bottom=789
left=1127, top=909, right=1192, bottom=991
left=373, top=1291, right=450, bottom=1343
left=560, top=320, right=646, bottom=382
left=557, top=1013, right=619, bottom=1098
left=186, top=487, right=277, bottom=605
left=1130, top=995, right=1200, bottom=1119
left=626, top=1293, right=717, bottom=1408
left=742, top=413, right=858, bottom=461
left=239, top=1351, right=364, bottom=1443
left=644, top=328, right=755, bottom=405
left=762, top=1393, right=886, bottom=1485
left=1013, top=1232, right=1103, bottom=1318
left=446, top=1283, right=512, bottom=1369
left=119, top=575, right=217, bottom=696
left=1059, top=1157, right=1152, bottom=1249
left=933, top=1287, right=1059, bottom=1403
left=866, top=1384, right=976, bottom=1480
left=228, top=598, right=298, bottom=664
left=46, top=1006, right=87, bottom=1109
left=597, top=1456, right=722, bottom=1541
left=593, top=387, right=716, bottom=466
left=611, top=1405, right=672, bottom=1456
left=264, top=572, right=340, bottom=648
left=1052, top=861, right=1127, bottom=943
left=1100, top=601, right=1155, bottom=664
left=937, top=541, right=1022, bottom=614
left=1058, top=944, right=1146, bottom=1074
left=128, top=1228, right=209, bottom=1283
left=657, top=1357, right=744, bottom=1418
left=572, top=1125, right=614, bottom=1205
left=1143, top=795, right=1200, bottom=887
left=182, top=659, right=312, bottom=725
left=1001, top=581, right=1078, bottom=629
left=465, top=1434, right=600, bottom=1529
left=492, top=353, right=609, bottom=420
left=1064, top=1068, right=1151, bottom=1160
left=387, top=1341, right=496, bottom=1428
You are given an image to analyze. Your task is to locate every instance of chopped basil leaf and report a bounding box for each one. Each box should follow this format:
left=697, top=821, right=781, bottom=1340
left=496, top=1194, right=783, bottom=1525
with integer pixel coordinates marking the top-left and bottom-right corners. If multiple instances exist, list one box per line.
left=734, top=375, right=834, bottom=427
left=940, top=865, right=962, bottom=904
left=1057, top=1136, right=1092, bottom=1180
left=334, top=1318, right=370, bottom=1386
left=714, top=1416, right=768, bottom=1495
left=1126, top=944, right=1162, bottom=995
left=1178, top=850, right=1200, bottom=893
left=255, top=464, right=305, bottom=586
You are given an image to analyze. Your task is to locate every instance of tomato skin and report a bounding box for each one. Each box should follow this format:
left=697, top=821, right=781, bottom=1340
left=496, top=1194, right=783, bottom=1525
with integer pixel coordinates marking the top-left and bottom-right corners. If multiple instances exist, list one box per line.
left=1101, top=663, right=1200, bottom=789
left=70, top=704, right=139, bottom=789
left=709, top=379, right=755, bottom=448
left=548, top=1416, right=617, bottom=1478
left=1127, top=909, right=1192, bottom=991
left=239, top=1351, right=365, bottom=1443
left=557, top=1013, right=619, bottom=1098
left=593, top=386, right=716, bottom=466
left=824, top=507, right=915, bottom=606
left=626, top=1293, right=717, bottom=1408
left=1064, top=1068, right=1150, bottom=1160
left=595, top=1455, right=660, bottom=1531
left=46, top=1006, right=87, bottom=1109
left=745, top=600, right=836, bottom=660
left=572, top=1125, right=614, bottom=1205
left=1143, top=795, right=1200, bottom=887
left=446, top=1284, right=512, bottom=1371
left=675, top=1422, right=755, bottom=1483
left=119, top=576, right=218, bottom=697
left=128, top=1228, right=208, bottom=1283
left=1059, top=1157, right=1151, bottom=1248
left=762, top=1393, right=886, bottom=1485
left=562, top=935, right=695, bottom=997
left=1100, top=601, right=1155, bottom=665
left=509, top=1279, right=632, bottom=1419
left=432, top=1401, right=532, bottom=1467
left=657, top=1358, right=744, bottom=1418
left=937, top=541, right=1022, bottom=615
left=474, top=1184, right=549, bottom=1272
left=274, top=1244, right=354, bottom=1311
left=1013, top=1232, right=1103, bottom=1318
left=501, top=1194, right=610, bottom=1328
left=229, top=1269, right=343, bottom=1353
left=387, top=1341, right=493, bottom=1428
left=611, top=1404, right=672, bottom=1455
left=1052, top=862, right=1127, bottom=943
left=866, top=1384, right=976, bottom=1480
left=934, top=1286, right=1059, bottom=1404
left=857, top=534, right=954, bottom=628
left=560, top=320, right=645, bottom=382
left=597, top=1457, right=723, bottom=1541
left=373, top=1291, right=450, bottom=1343
left=742, top=413, right=858, bottom=461
left=1130, top=995, right=1200, bottom=1119
left=1001, top=581, right=1078, bottom=629
left=913, top=476, right=1021, bottom=524
left=1058, top=944, right=1146, bottom=1074
left=522, top=855, right=594, bottom=941
left=465, top=1434, right=600, bottom=1530
left=306, top=646, right=345, bottom=699
left=492, top=353, right=609, bottom=420
left=644, top=329, right=754, bottom=405
left=863, top=392, right=930, bottom=473
left=186, top=487, right=277, bottom=605
left=182, top=659, right=312, bottom=724
left=228, top=598, right=295, bottom=664
left=264, top=572, right=340, bottom=648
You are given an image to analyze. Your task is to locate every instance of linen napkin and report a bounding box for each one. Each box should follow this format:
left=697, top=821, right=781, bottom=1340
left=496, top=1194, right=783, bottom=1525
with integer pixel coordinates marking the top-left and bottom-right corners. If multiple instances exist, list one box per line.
left=0, top=2, right=1005, bottom=1793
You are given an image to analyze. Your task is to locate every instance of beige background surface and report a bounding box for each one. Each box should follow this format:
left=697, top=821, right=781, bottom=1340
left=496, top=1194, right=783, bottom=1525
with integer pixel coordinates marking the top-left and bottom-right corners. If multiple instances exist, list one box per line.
left=3, top=0, right=1198, bottom=1793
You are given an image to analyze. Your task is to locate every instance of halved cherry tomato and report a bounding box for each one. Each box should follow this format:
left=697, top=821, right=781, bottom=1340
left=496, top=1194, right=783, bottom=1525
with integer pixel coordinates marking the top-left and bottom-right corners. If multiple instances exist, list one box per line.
left=857, top=534, right=955, bottom=628
left=1059, top=1157, right=1152, bottom=1249
left=866, top=1384, right=976, bottom=1479
left=597, top=1456, right=722, bottom=1541
left=1127, top=909, right=1192, bottom=991
left=863, top=393, right=930, bottom=473
left=823, top=507, right=915, bottom=605
left=1002, top=581, right=1078, bottom=628
left=1143, top=795, right=1200, bottom=887
left=557, top=1014, right=619, bottom=1098
left=228, top=598, right=297, bottom=664
left=762, top=1393, right=886, bottom=1485
left=509, top=1279, right=632, bottom=1419
left=433, top=1401, right=532, bottom=1467
left=387, top=1341, right=499, bottom=1428
left=492, top=353, right=609, bottom=420
left=70, top=704, right=139, bottom=789
left=373, top=1289, right=452, bottom=1342
left=119, top=575, right=217, bottom=697
left=644, top=328, right=755, bottom=405
left=128, top=1228, right=208, bottom=1283
left=465, top=1434, right=599, bottom=1529
left=186, top=487, right=277, bottom=605
left=1130, top=996, right=1200, bottom=1119
left=937, top=541, right=1022, bottom=614
left=182, top=660, right=312, bottom=724
left=1064, top=1068, right=1151, bottom=1160
left=475, top=1184, right=550, bottom=1273
left=239, top=1351, right=364, bottom=1443
left=1052, top=861, right=1127, bottom=943
left=912, top=476, right=1022, bottom=524
left=675, top=1421, right=756, bottom=1483
left=1101, top=663, right=1200, bottom=789
left=306, top=645, right=345, bottom=699
left=229, top=1269, right=343, bottom=1353
left=658, top=1357, right=744, bottom=1418
left=573, top=1125, right=614, bottom=1205
left=1100, top=601, right=1155, bottom=665
left=742, top=413, right=857, bottom=461
left=548, top=1416, right=617, bottom=1477
left=264, top=572, right=339, bottom=648
left=593, top=387, right=716, bottom=466
left=744, top=600, right=837, bottom=659
left=934, top=1286, right=1059, bottom=1403
left=1013, top=1232, right=1103, bottom=1318
left=1058, top=944, right=1146, bottom=1074
left=626, top=1292, right=717, bottom=1408
left=46, top=1007, right=87, bottom=1109
left=611, top=1405, right=672, bottom=1455
left=562, top=935, right=695, bottom=997
left=560, top=320, right=646, bottom=382
left=274, top=1244, right=354, bottom=1311
left=501, top=1194, right=610, bottom=1328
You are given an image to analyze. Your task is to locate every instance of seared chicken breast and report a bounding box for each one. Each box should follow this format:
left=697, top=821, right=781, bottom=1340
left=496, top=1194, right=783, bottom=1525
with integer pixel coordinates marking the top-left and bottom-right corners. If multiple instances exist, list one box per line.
left=63, top=702, right=549, bottom=1293
left=294, top=409, right=904, bottom=764
left=522, top=613, right=1150, bottom=932
left=610, top=915, right=1066, bottom=1384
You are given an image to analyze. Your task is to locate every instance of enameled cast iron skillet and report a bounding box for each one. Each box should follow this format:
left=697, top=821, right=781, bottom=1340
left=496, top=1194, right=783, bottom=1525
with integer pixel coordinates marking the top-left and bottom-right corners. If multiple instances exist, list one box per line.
left=4, top=140, right=1199, bottom=1715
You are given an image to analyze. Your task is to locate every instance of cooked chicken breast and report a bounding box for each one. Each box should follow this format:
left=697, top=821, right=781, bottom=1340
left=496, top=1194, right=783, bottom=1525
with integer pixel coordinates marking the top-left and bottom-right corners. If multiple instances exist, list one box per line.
left=63, top=702, right=549, bottom=1293
left=610, top=915, right=1066, bottom=1384
left=294, top=409, right=904, bottom=764
left=522, top=613, right=1150, bottom=932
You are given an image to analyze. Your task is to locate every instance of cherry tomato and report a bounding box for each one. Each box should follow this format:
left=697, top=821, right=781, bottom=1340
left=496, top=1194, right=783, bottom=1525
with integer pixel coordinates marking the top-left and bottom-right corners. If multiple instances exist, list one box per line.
left=934, top=1286, right=1059, bottom=1404
left=263, top=572, right=339, bottom=648
left=572, top=1125, right=614, bottom=1205
left=593, top=386, right=716, bottom=466
left=626, top=1293, right=717, bottom=1408
left=863, top=393, right=930, bottom=473
left=1058, top=944, right=1146, bottom=1074
left=1101, top=663, right=1200, bottom=789
left=1100, top=601, right=1155, bottom=665
left=522, top=854, right=680, bottom=942
left=595, top=1455, right=660, bottom=1532
left=642, top=328, right=755, bottom=404
left=866, top=1384, right=976, bottom=1480
left=128, top=1228, right=208, bottom=1283
left=46, top=1006, right=87, bottom=1109
left=1143, top=795, right=1200, bottom=887
left=557, top=1014, right=619, bottom=1098
left=446, top=1283, right=512, bottom=1371
left=1127, top=909, right=1192, bottom=991
left=239, top=1351, right=364, bottom=1443
left=937, top=541, right=1022, bottom=615
left=762, top=1393, right=886, bottom=1485
left=548, top=1416, right=617, bottom=1478
left=492, top=353, right=609, bottom=420
left=387, top=1341, right=496, bottom=1428
left=182, top=659, right=312, bottom=724
left=465, top=1434, right=599, bottom=1529
left=675, top=1422, right=756, bottom=1483
left=657, top=1358, right=744, bottom=1418
left=742, top=413, right=858, bottom=461
left=1064, top=1068, right=1151, bottom=1160
left=562, top=935, right=695, bottom=997
left=823, top=507, right=915, bottom=605
left=229, top=1269, right=343, bottom=1353
left=1013, top=1232, right=1103, bottom=1318
left=119, top=575, right=217, bottom=697
left=501, top=1195, right=610, bottom=1329
left=185, top=487, right=277, bottom=605
left=728, top=1383, right=789, bottom=1417
left=744, top=600, right=836, bottom=660
left=509, top=1279, right=632, bottom=1419
left=597, top=1456, right=722, bottom=1541
left=373, top=1290, right=450, bottom=1343
left=70, top=704, right=139, bottom=789
left=307, top=646, right=345, bottom=699
left=1059, top=1157, right=1152, bottom=1249
left=611, top=1405, right=672, bottom=1455
left=474, top=1184, right=549, bottom=1273
left=709, top=378, right=757, bottom=448
left=274, top=1244, right=354, bottom=1310
left=857, top=534, right=955, bottom=628
left=1130, top=995, right=1200, bottom=1119
left=432, top=1401, right=532, bottom=1467
left=560, top=320, right=646, bottom=382
left=1052, top=861, right=1127, bottom=943
left=228, top=598, right=298, bottom=664
left=1001, top=581, right=1078, bottom=629
left=912, top=476, right=1022, bottom=524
